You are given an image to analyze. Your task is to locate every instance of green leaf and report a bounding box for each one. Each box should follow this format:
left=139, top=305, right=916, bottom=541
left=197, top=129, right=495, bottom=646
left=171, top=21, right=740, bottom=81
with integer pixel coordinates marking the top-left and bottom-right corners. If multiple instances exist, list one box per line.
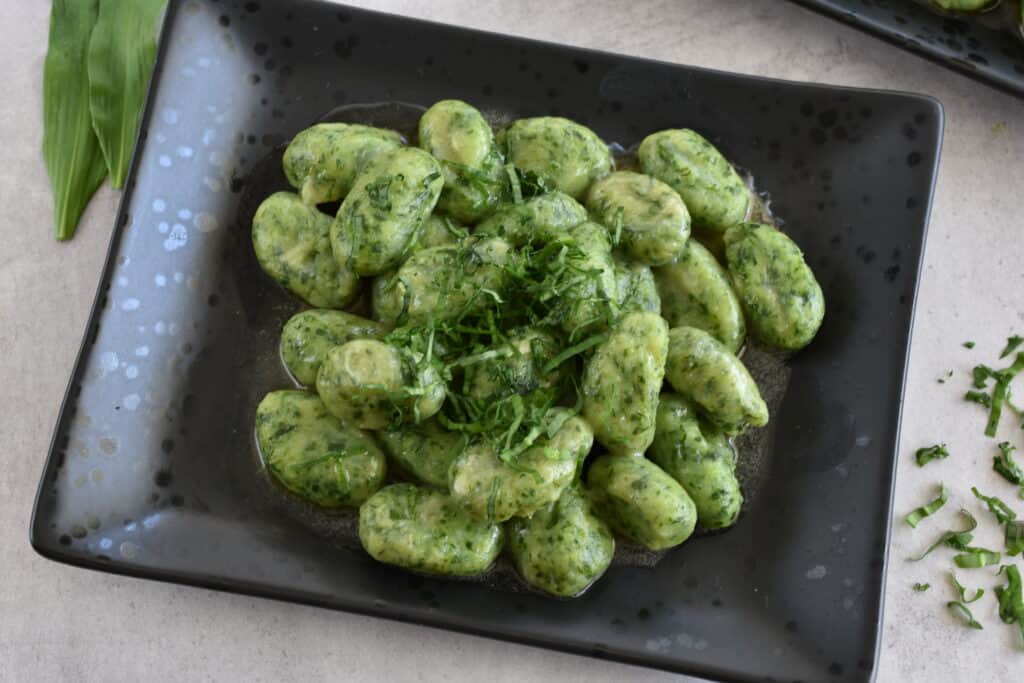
left=953, top=546, right=1001, bottom=569
left=912, top=582, right=930, bottom=592
left=1006, top=521, right=1024, bottom=556
left=915, top=443, right=949, bottom=467
left=905, top=483, right=949, bottom=528
left=949, top=572, right=984, bottom=603
left=995, top=564, right=1024, bottom=643
left=1002, top=335, right=1024, bottom=359
left=947, top=601, right=984, bottom=630
left=908, top=509, right=977, bottom=561
left=43, top=0, right=107, bottom=241
left=971, top=486, right=1018, bottom=524
left=87, top=0, right=166, bottom=189
left=994, top=442, right=1024, bottom=485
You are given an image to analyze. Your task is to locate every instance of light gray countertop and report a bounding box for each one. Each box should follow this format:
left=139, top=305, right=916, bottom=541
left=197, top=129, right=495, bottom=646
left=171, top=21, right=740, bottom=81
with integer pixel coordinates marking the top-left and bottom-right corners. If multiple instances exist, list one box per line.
left=1, top=1, right=1022, bottom=681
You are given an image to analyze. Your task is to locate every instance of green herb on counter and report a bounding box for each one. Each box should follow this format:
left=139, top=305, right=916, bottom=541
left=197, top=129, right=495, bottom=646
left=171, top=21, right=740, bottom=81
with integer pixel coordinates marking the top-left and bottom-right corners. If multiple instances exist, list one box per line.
left=963, top=341, right=976, bottom=349
left=906, top=484, right=949, bottom=528
left=1002, top=335, right=1024, bottom=360
left=953, top=547, right=1001, bottom=569
left=947, top=601, right=984, bottom=630
left=916, top=444, right=949, bottom=467
left=995, top=565, right=1024, bottom=643
left=972, top=486, right=1018, bottom=525
left=949, top=572, right=984, bottom=604
left=913, top=582, right=931, bottom=592
left=1006, top=522, right=1024, bottom=557
left=43, top=0, right=107, bottom=241
left=995, top=442, right=1024, bottom=485
left=964, top=390, right=991, bottom=407
left=910, top=509, right=977, bottom=560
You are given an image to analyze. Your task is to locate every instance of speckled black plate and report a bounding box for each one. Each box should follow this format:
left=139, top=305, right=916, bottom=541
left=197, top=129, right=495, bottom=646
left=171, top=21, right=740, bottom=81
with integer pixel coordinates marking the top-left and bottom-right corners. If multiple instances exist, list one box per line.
left=792, top=0, right=1024, bottom=99
left=30, top=1, right=943, bottom=681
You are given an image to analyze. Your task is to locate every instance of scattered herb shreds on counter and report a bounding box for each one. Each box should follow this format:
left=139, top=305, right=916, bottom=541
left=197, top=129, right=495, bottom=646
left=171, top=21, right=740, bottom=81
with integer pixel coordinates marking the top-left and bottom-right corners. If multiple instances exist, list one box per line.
left=964, top=341, right=976, bottom=349
left=87, top=0, right=167, bottom=189
left=994, top=442, right=1024, bottom=485
left=913, top=582, right=931, bottom=592
left=968, top=353, right=1024, bottom=438
left=43, top=0, right=108, bottom=241
left=953, top=546, right=1001, bottom=569
left=906, top=484, right=949, bottom=528
left=1006, top=522, right=1024, bottom=557
left=995, top=565, right=1024, bottom=643
left=916, top=443, right=949, bottom=467
left=42, top=0, right=166, bottom=240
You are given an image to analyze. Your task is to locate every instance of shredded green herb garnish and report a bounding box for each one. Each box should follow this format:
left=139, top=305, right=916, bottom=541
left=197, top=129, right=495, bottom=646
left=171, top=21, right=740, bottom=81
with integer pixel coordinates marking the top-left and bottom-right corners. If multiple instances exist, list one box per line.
left=1001, top=335, right=1024, bottom=359
left=909, top=509, right=978, bottom=561
left=965, top=390, right=992, bottom=407
left=986, top=354, right=1024, bottom=437
left=1006, top=521, right=1024, bottom=556
left=964, top=341, right=976, bottom=349
left=913, top=582, right=931, bottom=592
left=949, top=572, right=985, bottom=603
left=915, top=443, right=949, bottom=467
left=953, top=547, right=1001, bottom=569
left=995, top=565, right=1024, bottom=643
left=906, top=484, right=949, bottom=528
left=972, top=486, right=1018, bottom=525
left=994, top=442, right=1024, bottom=485
left=947, top=601, right=984, bottom=629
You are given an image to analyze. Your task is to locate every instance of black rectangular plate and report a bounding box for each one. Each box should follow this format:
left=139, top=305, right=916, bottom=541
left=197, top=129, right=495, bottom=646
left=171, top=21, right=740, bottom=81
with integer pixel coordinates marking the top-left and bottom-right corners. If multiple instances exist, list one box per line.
left=792, top=0, right=1024, bottom=99
left=30, top=2, right=943, bottom=682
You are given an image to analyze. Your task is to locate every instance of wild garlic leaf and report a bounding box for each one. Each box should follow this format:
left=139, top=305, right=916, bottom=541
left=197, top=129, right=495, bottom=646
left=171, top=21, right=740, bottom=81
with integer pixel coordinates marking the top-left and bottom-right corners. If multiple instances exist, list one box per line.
left=43, top=0, right=107, bottom=241
left=87, top=0, right=167, bottom=188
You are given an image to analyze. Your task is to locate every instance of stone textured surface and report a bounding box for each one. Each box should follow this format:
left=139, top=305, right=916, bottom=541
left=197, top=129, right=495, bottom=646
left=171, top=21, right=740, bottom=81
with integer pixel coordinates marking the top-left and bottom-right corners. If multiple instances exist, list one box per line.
left=1, top=1, right=1022, bottom=681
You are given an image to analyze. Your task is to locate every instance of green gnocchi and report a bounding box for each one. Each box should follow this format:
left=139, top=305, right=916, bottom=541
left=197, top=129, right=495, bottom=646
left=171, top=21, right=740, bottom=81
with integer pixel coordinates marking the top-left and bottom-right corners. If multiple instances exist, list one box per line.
left=251, top=101, right=825, bottom=595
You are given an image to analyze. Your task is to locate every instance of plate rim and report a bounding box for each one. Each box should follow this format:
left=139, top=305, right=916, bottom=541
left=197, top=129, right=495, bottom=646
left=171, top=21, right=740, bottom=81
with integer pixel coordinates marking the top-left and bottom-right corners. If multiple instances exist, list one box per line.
left=29, top=1, right=946, bottom=680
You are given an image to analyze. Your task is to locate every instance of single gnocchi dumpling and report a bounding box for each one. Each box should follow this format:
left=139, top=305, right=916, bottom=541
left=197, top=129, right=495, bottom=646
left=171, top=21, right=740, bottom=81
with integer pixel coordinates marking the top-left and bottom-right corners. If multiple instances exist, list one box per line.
left=585, top=171, right=691, bottom=265
left=638, top=129, right=749, bottom=234
left=586, top=453, right=697, bottom=551
left=255, top=390, right=387, bottom=507
left=653, top=238, right=746, bottom=353
left=664, top=326, right=768, bottom=435
left=283, top=122, right=403, bottom=205
left=414, top=213, right=467, bottom=252
left=359, top=483, right=503, bottom=576
left=507, top=484, right=615, bottom=597
left=475, top=191, right=588, bottom=246
left=418, top=100, right=506, bottom=223
left=550, top=221, right=619, bottom=335
left=448, top=409, right=594, bottom=522
left=649, top=394, right=743, bottom=530
left=280, top=309, right=388, bottom=386
left=372, top=237, right=512, bottom=326
left=315, top=339, right=445, bottom=429
left=723, top=223, right=824, bottom=350
left=582, top=312, right=668, bottom=455
left=251, top=192, right=359, bottom=308
left=499, top=117, right=612, bottom=198
left=376, top=419, right=467, bottom=489
left=462, top=328, right=563, bottom=403
left=615, top=257, right=661, bottom=315
left=331, top=147, right=444, bottom=275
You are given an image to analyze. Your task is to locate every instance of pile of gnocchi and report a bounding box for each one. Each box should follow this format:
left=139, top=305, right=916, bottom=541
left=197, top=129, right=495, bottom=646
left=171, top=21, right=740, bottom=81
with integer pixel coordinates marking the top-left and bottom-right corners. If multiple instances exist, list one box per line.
left=252, top=99, right=824, bottom=597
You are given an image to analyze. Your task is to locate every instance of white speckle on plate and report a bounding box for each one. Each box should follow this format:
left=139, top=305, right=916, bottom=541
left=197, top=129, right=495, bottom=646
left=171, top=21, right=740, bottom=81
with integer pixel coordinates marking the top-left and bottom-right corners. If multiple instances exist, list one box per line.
left=805, top=565, right=827, bottom=580
left=204, top=176, right=223, bottom=192
left=168, top=322, right=179, bottom=336
left=134, top=346, right=149, bottom=357
left=159, top=155, right=172, bottom=168
left=99, top=537, right=113, bottom=550
left=855, top=434, right=871, bottom=447
left=183, top=67, right=197, bottom=78
left=158, top=221, right=169, bottom=234
left=206, top=104, right=217, bottom=114
left=162, top=108, right=179, bottom=125
left=155, top=133, right=167, bottom=144
left=99, top=352, right=119, bottom=376
left=173, top=272, right=184, bottom=283
left=119, top=541, right=138, bottom=559
left=116, top=276, right=128, bottom=287
left=163, top=224, right=187, bottom=251
left=155, top=321, right=167, bottom=335
left=209, top=151, right=225, bottom=167
left=202, top=129, right=215, bottom=146
left=123, top=394, right=141, bottom=411
left=177, top=146, right=195, bottom=158
left=177, top=209, right=192, bottom=220
left=121, top=298, right=140, bottom=311
left=195, top=213, right=219, bottom=233
left=644, top=637, right=671, bottom=653
left=125, top=365, right=139, bottom=379
left=154, top=274, right=166, bottom=287
left=153, top=199, right=166, bottom=213
left=198, top=57, right=211, bottom=68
